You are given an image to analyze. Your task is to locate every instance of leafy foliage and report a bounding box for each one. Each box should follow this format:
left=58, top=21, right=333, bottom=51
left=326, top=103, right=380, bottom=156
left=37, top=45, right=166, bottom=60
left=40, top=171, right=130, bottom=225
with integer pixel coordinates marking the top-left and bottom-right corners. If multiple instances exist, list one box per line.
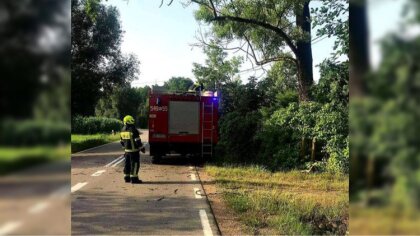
left=313, top=60, right=349, bottom=107
left=217, top=111, right=261, bottom=164
left=215, top=59, right=349, bottom=173
left=219, top=77, right=263, bottom=114
left=163, top=77, right=194, bottom=92
left=351, top=34, right=420, bottom=207
left=0, top=120, right=69, bottom=146
left=95, top=86, right=149, bottom=128
left=259, top=101, right=348, bottom=173
left=71, top=116, right=123, bottom=134
left=0, top=0, right=70, bottom=119
left=191, top=0, right=315, bottom=100
left=193, top=0, right=308, bottom=59
left=71, top=0, right=140, bottom=116
left=33, top=69, right=71, bottom=123
left=258, top=108, right=301, bottom=171
left=311, top=0, right=349, bottom=58
left=192, top=42, right=242, bottom=90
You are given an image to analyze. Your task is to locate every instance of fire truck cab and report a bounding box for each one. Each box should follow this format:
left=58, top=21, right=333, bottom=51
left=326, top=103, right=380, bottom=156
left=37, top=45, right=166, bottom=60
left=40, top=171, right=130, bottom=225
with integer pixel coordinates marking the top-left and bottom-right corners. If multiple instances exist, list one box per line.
left=148, top=86, right=219, bottom=163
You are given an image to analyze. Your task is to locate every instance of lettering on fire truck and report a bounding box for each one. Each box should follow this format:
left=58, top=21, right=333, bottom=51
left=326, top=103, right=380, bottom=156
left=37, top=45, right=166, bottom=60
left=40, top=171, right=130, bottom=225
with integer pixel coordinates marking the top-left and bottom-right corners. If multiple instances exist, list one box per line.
left=150, top=105, right=168, bottom=112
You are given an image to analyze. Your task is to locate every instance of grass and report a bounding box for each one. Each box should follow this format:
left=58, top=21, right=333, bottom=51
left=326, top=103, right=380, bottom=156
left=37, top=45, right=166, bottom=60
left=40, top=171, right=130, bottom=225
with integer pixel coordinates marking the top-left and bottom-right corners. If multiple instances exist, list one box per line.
left=71, top=133, right=120, bottom=153
left=350, top=204, right=420, bottom=234
left=205, top=165, right=349, bottom=235
left=0, top=145, right=70, bottom=175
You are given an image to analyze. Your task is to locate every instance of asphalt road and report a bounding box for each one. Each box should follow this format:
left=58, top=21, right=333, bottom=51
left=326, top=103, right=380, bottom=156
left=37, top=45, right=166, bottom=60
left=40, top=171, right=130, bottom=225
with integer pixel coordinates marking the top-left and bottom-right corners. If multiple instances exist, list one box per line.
left=71, top=130, right=219, bottom=235
left=0, top=161, right=71, bottom=235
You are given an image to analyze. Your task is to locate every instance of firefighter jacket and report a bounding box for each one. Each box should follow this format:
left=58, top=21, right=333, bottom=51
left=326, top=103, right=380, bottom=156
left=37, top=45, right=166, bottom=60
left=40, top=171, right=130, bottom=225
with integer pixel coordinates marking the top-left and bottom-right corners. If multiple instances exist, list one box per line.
left=188, top=82, right=204, bottom=92
left=120, top=125, right=143, bottom=152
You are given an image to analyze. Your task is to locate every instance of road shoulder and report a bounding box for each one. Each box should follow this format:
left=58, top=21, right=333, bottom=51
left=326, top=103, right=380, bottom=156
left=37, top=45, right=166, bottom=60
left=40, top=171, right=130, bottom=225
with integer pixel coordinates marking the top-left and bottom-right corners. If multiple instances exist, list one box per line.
left=197, top=166, right=247, bottom=235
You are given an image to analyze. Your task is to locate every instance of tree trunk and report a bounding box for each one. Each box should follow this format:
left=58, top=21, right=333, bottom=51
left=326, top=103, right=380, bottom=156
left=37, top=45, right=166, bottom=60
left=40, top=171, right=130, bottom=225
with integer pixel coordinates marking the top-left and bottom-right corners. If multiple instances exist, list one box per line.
left=366, top=156, right=374, bottom=189
left=295, top=1, right=313, bottom=102
left=349, top=0, right=369, bottom=97
left=311, top=137, right=316, bottom=162
left=300, top=137, right=306, bottom=160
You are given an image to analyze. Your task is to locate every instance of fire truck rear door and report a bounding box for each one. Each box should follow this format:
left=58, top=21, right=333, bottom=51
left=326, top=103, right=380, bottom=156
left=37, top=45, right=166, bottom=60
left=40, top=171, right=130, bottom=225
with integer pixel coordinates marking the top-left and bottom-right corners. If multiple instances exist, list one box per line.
left=168, top=101, right=200, bottom=135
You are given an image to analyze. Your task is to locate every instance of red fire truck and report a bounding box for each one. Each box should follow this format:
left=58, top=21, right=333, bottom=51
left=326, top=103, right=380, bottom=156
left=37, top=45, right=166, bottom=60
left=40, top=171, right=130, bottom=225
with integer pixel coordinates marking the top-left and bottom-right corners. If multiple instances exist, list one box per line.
left=148, top=86, right=219, bottom=163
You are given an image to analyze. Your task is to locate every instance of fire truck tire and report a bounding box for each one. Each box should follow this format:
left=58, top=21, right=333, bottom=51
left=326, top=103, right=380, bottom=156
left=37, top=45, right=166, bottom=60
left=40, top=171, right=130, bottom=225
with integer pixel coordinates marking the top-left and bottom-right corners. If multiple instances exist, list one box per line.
left=190, top=154, right=204, bottom=165
left=152, top=155, right=161, bottom=164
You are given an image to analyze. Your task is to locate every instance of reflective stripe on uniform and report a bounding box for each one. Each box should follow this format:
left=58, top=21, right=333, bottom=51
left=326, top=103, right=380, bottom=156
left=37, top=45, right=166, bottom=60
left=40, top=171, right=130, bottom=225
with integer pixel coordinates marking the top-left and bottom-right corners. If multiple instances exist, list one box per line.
left=132, top=163, right=137, bottom=175
left=121, top=131, right=140, bottom=152
left=125, top=149, right=139, bottom=152
left=120, top=131, right=132, bottom=139
left=130, top=137, right=135, bottom=152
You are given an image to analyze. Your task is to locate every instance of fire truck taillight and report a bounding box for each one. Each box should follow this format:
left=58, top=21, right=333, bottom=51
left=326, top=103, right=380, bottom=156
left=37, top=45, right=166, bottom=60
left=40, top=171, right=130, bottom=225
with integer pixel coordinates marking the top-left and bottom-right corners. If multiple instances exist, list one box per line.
left=152, top=133, right=166, bottom=138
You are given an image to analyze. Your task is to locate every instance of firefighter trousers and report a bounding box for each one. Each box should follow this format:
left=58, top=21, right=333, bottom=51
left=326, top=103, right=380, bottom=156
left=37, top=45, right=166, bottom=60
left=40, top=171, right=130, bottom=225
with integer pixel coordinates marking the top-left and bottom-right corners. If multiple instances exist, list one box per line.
left=123, top=152, right=140, bottom=178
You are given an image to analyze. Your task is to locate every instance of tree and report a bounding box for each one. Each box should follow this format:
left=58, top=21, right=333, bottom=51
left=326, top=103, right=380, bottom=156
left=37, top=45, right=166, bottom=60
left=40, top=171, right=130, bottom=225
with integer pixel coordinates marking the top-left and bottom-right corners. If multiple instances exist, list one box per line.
left=192, top=41, right=242, bottom=90
left=259, top=60, right=299, bottom=110
left=216, top=77, right=263, bottom=163
left=163, top=77, right=194, bottom=92
left=190, top=0, right=314, bottom=101
left=0, top=0, right=70, bottom=119
left=71, top=0, right=139, bottom=116
left=33, top=69, right=71, bottom=123
left=349, top=0, right=420, bottom=215
left=313, top=60, right=349, bottom=107
left=348, top=0, right=369, bottom=97
left=95, top=86, right=150, bottom=127
left=311, top=0, right=349, bottom=58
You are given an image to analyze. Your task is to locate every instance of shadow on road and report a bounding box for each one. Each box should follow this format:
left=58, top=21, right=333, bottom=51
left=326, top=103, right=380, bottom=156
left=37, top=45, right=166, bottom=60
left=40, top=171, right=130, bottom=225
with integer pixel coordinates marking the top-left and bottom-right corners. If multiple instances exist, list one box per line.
left=72, top=191, right=206, bottom=235
left=154, top=155, right=192, bottom=166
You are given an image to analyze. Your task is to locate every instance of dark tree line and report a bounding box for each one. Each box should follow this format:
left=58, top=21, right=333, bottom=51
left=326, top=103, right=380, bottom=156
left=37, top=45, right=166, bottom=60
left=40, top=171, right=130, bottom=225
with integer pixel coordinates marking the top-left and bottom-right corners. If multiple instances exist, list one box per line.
left=0, top=0, right=70, bottom=120
left=71, top=0, right=139, bottom=116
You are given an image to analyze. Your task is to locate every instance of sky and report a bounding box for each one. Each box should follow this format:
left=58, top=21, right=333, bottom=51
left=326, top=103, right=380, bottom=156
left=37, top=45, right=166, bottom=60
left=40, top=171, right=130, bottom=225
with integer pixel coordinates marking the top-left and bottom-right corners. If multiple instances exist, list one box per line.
left=367, top=0, right=408, bottom=68
left=104, top=0, right=405, bottom=87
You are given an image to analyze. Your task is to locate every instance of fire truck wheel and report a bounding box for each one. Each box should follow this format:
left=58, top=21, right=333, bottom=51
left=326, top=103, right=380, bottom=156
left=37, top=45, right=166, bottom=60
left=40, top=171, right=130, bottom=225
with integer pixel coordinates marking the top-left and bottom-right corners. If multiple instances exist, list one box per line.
left=191, top=154, right=205, bottom=166
left=152, top=155, right=161, bottom=164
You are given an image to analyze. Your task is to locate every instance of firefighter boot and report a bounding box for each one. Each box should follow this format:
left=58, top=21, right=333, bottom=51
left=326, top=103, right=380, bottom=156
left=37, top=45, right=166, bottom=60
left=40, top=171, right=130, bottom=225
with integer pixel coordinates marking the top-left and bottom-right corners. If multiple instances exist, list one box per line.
left=124, top=175, right=130, bottom=183
left=131, top=177, right=142, bottom=184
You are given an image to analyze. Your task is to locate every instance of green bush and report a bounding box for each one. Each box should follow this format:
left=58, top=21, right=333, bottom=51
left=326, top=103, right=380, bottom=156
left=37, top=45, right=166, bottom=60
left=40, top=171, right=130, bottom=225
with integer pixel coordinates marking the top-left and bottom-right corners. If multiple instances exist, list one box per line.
left=0, top=119, right=69, bottom=146
left=258, top=104, right=300, bottom=169
left=258, top=112, right=301, bottom=171
left=0, top=146, right=70, bottom=175
left=215, top=111, right=261, bottom=164
left=71, top=116, right=123, bottom=134
left=260, top=102, right=349, bottom=173
left=94, top=86, right=149, bottom=128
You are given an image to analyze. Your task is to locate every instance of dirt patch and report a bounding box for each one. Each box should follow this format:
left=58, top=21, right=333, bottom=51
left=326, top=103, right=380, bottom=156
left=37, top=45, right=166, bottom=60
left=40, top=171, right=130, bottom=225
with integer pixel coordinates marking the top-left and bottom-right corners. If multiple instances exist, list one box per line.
left=197, top=167, right=247, bottom=235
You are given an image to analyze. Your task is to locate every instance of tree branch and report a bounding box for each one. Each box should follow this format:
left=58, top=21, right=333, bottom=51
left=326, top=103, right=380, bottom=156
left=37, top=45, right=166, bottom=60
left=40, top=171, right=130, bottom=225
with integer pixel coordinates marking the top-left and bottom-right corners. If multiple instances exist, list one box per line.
left=208, top=0, right=218, bottom=18
left=212, top=15, right=297, bottom=56
left=189, top=0, right=298, bottom=56
left=243, top=35, right=297, bottom=66
left=159, top=0, right=174, bottom=8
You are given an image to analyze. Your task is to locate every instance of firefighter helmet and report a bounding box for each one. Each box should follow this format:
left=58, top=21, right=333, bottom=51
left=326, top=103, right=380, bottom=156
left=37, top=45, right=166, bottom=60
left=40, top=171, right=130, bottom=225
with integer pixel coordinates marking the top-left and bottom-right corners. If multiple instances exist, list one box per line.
left=123, top=115, right=135, bottom=125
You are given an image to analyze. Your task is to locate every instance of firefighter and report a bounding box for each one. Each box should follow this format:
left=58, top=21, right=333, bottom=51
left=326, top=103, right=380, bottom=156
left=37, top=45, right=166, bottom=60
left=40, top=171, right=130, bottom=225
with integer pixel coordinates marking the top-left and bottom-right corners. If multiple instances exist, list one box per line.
left=120, top=115, right=145, bottom=184
left=188, top=82, right=204, bottom=92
